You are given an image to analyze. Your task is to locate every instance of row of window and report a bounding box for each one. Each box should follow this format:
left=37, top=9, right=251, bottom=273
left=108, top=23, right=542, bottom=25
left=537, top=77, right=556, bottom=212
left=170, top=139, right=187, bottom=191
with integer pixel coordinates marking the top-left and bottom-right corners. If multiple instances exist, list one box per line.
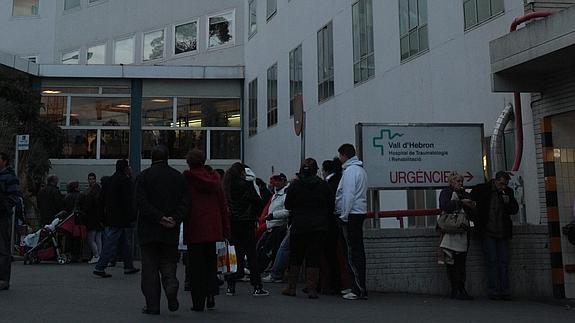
left=248, top=0, right=504, bottom=136
left=12, top=0, right=103, bottom=16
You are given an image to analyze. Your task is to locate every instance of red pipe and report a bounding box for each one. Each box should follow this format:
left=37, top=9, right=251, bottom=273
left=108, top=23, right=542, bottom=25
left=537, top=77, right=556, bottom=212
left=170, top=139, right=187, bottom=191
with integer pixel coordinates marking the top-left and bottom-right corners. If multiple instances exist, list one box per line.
left=509, top=11, right=552, bottom=171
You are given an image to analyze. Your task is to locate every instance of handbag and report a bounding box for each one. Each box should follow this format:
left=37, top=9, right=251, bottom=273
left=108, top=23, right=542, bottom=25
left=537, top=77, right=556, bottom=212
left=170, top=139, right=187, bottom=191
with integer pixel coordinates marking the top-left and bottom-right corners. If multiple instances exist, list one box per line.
left=217, top=240, right=238, bottom=275
left=437, top=210, right=469, bottom=233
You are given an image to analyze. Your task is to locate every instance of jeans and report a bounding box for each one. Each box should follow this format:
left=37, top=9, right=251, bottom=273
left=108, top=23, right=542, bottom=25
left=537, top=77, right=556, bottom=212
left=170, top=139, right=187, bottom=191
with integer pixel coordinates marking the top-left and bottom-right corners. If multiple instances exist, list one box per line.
left=341, top=214, right=367, bottom=297
left=483, top=238, right=510, bottom=296
left=270, top=229, right=290, bottom=280
left=256, top=225, right=287, bottom=273
left=86, top=230, right=102, bottom=258
left=0, top=218, right=11, bottom=284
left=94, top=227, right=134, bottom=272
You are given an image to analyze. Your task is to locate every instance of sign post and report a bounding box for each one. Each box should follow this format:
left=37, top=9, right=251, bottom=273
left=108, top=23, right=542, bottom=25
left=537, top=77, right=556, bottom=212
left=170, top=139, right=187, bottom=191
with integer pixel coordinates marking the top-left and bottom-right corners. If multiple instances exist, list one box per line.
left=14, top=134, right=29, bottom=176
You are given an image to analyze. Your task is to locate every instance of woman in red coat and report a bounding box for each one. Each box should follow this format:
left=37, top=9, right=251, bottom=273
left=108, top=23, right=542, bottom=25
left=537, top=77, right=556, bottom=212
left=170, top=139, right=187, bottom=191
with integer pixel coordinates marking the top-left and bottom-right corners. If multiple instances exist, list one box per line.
left=183, top=149, right=230, bottom=312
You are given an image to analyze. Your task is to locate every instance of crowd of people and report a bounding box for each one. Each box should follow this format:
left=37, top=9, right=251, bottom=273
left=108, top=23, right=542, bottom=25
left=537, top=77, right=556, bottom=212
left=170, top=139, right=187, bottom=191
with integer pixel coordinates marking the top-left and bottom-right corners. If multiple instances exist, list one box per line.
left=0, top=144, right=524, bottom=314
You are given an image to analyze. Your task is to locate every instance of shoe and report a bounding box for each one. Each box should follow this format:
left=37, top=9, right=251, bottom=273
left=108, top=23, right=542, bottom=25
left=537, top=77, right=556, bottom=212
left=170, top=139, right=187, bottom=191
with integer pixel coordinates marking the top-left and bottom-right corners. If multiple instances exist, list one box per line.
left=93, top=270, right=112, bottom=278
left=281, top=265, right=300, bottom=297
left=253, top=286, right=270, bottom=297
left=262, top=274, right=283, bottom=283
left=340, top=288, right=352, bottom=295
left=305, top=268, right=320, bottom=299
left=124, top=268, right=140, bottom=275
left=342, top=292, right=359, bottom=300
left=207, top=296, right=215, bottom=309
left=168, top=298, right=179, bottom=312
left=226, top=284, right=236, bottom=296
left=142, top=307, right=160, bottom=315
left=88, top=256, right=99, bottom=264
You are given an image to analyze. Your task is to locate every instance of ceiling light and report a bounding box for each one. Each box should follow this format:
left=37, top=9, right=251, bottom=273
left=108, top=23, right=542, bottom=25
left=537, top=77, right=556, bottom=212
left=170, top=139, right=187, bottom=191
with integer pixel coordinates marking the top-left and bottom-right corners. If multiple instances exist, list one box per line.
left=42, top=90, right=62, bottom=94
left=116, top=104, right=131, bottom=108
left=151, top=99, right=170, bottom=103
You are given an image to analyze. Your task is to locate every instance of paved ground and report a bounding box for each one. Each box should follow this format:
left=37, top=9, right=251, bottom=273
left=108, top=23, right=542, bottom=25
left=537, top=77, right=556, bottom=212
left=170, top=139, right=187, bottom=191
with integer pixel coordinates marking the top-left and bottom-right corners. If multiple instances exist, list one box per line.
left=1, top=261, right=575, bottom=323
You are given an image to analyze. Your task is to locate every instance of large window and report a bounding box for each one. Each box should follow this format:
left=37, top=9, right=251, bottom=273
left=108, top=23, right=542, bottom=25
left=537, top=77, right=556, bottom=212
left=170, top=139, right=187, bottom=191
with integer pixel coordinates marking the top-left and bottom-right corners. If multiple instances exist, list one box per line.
left=399, top=0, right=428, bottom=61
left=70, top=97, right=131, bottom=126
left=142, top=130, right=206, bottom=159
left=464, top=0, right=504, bottom=30
left=208, top=10, right=235, bottom=49
left=211, top=131, right=240, bottom=159
left=114, top=37, right=135, bottom=65
left=100, top=130, right=129, bottom=160
left=64, top=0, right=80, bottom=10
left=40, top=96, right=67, bottom=126
left=249, top=0, right=257, bottom=37
left=248, top=79, right=258, bottom=136
left=142, top=98, right=173, bottom=126
left=12, top=0, right=39, bottom=16
left=289, top=45, right=303, bottom=116
left=317, top=22, right=334, bottom=103
left=352, top=0, right=375, bottom=83
left=267, top=64, right=278, bottom=127
left=87, top=44, right=106, bottom=64
left=143, top=30, right=165, bottom=61
left=174, top=20, right=198, bottom=55
left=60, top=130, right=97, bottom=159
left=267, top=0, right=277, bottom=20
left=176, top=98, right=240, bottom=128
left=62, top=50, right=80, bottom=64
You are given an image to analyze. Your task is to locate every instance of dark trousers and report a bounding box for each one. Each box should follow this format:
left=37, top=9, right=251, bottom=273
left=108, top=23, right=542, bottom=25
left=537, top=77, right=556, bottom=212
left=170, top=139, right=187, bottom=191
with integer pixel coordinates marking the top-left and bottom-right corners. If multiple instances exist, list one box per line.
left=187, top=242, right=217, bottom=310
left=140, top=243, right=179, bottom=311
left=289, top=232, right=325, bottom=268
left=226, top=221, right=261, bottom=287
left=0, top=218, right=11, bottom=284
left=483, top=238, right=510, bottom=296
left=95, top=227, right=134, bottom=272
left=341, top=214, right=367, bottom=297
left=256, top=225, right=287, bottom=273
left=320, top=219, right=341, bottom=293
left=446, top=252, right=467, bottom=294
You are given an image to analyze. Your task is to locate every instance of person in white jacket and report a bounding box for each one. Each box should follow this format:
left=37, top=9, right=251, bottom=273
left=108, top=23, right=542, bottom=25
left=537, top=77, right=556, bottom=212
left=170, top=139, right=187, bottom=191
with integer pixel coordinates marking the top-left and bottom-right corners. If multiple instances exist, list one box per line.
left=335, top=144, right=368, bottom=300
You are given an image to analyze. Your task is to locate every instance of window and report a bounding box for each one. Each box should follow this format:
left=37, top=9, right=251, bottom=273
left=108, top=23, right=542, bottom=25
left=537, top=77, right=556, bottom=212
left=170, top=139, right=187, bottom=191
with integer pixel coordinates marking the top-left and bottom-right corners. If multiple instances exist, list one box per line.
left=100, top=130, right=129, bottom=159
left=208, top=10, right=235, bottom=48
left=64, top=0, right=80, bottom=10
left=143, top=30, right=165, bottom=61
left=289, top=45, right=303, bottom=116
left=267, top=64, right=278, bottom=127
left=114, top=37, right=135, bottom=64
left=267, top=0, right=277, bottom=20
left=40, top=96, right=67, bottom=125
left=142, top=130, right=206, bottom=159
left=463, top=0, right=504, bottom=30
left=248, top=79, right=258, bottom=136
left=22, top=56, right=38, bottom=63
left=352, top=0, right=375, bottom=83
left=249, top=0, right=257, bottom=37
left=176, top=98, right=240, bottom=128
left=399, top=0, right=428, bottom=61
left=317, top=22, right=334, bottom=102
left=142, top=98, right=173, bottom=126
left=60, top=130, right=97, bottom=159
left=62, top=50, right=80, bottom=64
left=70, top=97, right=131, bottom=126
left=174, top=20, right=198, bottom=55
left=12, top=0, right=39, bottom=16
left=211, top=131, right=241, bottom=159
left=87, top=44, right=106, bottom=64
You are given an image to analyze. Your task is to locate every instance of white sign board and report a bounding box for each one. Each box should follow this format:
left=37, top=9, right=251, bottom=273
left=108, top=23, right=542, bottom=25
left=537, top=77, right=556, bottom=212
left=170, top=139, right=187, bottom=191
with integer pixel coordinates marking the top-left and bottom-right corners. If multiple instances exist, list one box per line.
left=17, top=135, right=29, bottom=151
left=357, top=123, right=485, bottom=189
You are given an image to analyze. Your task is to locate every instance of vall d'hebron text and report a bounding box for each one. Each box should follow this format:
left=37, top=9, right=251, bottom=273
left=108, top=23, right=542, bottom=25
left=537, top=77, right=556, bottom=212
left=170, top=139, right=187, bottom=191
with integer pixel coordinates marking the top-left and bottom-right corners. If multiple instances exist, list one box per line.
left=387, top=141, right=448, bottom=162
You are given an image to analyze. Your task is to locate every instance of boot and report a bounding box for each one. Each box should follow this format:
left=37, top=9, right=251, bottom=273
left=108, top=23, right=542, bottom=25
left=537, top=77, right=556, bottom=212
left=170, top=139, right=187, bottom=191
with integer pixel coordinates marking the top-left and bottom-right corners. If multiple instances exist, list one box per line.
left=456, top=285, right=474, bottom=300
left=281, top=265, right=300, bottom=296
left=306, top=267, right=320, bottom=299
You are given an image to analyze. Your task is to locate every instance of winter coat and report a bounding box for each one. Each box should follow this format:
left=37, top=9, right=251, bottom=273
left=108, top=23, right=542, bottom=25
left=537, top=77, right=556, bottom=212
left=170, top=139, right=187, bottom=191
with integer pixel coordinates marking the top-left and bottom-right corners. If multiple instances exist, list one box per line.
left=335, top=157, right=368, bottom=222
left=37, top=184, right=65, bottom=225
left=285, top=175, right=334, bottom=235
left=100, top=172, right=135, bottom=228
left=64, top=192, right=81, bottom=214
left=80, top=184, right=103, bottom=231
left=136, top=161, right=189, bottom=245
left=470, top=181, right=519, bottom=239
left=0, top=167, right=21, bottom=220
left=227, top=178, right=262, bottom=223
left=183, top=166, right=230, bottom=244
left=266, top=185, right=290, bottom=229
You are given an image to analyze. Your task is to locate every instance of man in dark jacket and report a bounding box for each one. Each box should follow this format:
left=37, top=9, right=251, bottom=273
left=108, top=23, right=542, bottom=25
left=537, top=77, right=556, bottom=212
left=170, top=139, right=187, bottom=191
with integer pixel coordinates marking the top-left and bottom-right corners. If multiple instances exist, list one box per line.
left=136, top=146, right=189, bottom=315
left=93, top=159, right=139, bottom=278
left=37, top=175, right=64, bottom=225
left=0, top=152, right=22, bottom=291
left=470, top=171, right=519, bottom=300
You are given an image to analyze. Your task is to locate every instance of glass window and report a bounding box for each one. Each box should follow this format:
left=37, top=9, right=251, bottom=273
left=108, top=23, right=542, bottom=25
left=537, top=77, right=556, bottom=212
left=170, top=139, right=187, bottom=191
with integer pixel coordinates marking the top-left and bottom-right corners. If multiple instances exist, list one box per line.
left=249, top=0, right=257, bottom=37
left=317, top=22, right=334, bottom=102
left=42, top=87, right=99, bottom=94
left=463, top=0, right=504, bottom=30
left=64, top=0, right=80, bottom=10
left=176, top=98, right=240, bottom=128
left=353, top=0, right=375, bottom=82
left=267, top=64, right=278, bottom=127
left=211, top=130, right=240, bottom=160
left=398, top=0, right=428, bottom=61
left=62, top=50, right=80, bottom=64
left=114, top=37, right=135, bottom=64
left=87, top=44, right=106, bottom=64
left=40, top=96, right=67, bottom=126
left=142, top=97, right=173, bottom=126
left=100, top=130, right=129, bottom=159
left=143, top=30, right=164, bottom=61
left=208, top=11, right=235, bottom=48
left=174, top=21, right=198, bottom=55
left=289, top=45, right=303, bottom=115
left=60, top=130, right=97, bottom=159
left=142, top=130, right=206, bottom=159
left=101, top=87, right=131, bottom=95
left=248, top=79, right=258, bottom=136
left=70, top=97, right=131, bottom=126
left=12, top=0, right=39, bottom=16
left=267, top=0, right=277, bottom=19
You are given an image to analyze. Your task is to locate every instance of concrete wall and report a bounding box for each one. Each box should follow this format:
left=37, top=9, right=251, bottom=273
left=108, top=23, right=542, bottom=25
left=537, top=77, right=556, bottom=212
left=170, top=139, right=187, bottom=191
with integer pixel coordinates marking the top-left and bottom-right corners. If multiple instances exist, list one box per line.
left=365, top=225, right=553, bottom=297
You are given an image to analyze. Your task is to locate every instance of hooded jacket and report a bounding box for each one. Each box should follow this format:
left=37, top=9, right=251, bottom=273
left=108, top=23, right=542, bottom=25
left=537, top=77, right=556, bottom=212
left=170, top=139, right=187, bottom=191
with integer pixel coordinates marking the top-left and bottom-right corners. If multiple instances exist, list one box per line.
left=335, top=156, right=368, bottom=222
left=0, top=167, right=21, bottom=220
left=266, top=184, right=289, bottom=229
left=227, top=177, right=262, bottom=222
left=285, top=175, right=333, bottom=235
left=183, top=165, right=230, bottom=244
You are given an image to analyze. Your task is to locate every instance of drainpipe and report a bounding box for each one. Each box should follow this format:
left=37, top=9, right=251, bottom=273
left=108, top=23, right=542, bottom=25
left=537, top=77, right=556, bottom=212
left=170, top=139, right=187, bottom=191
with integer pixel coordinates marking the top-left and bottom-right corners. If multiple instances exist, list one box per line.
left=508, top=11, right=552, bottom=171
left=490, top=104, right=513, bottom=175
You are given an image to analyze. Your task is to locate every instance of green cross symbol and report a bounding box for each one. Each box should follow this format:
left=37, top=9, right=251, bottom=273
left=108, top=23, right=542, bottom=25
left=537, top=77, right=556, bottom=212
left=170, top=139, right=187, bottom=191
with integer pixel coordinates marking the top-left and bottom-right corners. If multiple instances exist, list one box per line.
left=372, top=129, right=404, bottom=155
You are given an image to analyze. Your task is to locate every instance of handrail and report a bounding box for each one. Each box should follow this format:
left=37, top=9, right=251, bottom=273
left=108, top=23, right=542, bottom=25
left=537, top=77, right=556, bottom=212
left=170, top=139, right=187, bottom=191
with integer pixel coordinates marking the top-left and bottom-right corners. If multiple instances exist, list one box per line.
left=367, top=208, right=442, bottom=218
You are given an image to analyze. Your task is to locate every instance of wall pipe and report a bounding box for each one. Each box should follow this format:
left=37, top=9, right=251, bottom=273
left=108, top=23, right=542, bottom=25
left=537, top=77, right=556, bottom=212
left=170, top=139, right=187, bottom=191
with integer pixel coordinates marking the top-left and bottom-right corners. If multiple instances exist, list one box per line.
left=490, top=104, right=514, bottom=175
left=509, top=11, right=552, bottom=171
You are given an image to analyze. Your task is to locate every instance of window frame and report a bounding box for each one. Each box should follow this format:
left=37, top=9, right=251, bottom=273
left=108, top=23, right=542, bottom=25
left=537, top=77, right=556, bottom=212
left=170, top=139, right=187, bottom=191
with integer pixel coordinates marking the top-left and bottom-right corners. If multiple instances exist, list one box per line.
left=352, top=0, right=375, bottom=84
left=206, top=9, right=236, bottom=50
left=61, top=49, right=80, bottom=65
left=113, top=35, right=136, bottom=65
left=463, top=0, right=505, bottom=31
left=249, top=0, right=258, bottom=38
left=267, top=63, right=278, bottom=128
left=248, top=78, right=258, bottom=137
left=317, top=21, right=335, bottom=103
left=142, top=28, right=166, bottom=62
left=173, top=18, right=200, bottom=57
left=12, top=0, right=40, bottom=17
left=267, top=0, right=277, bottom=21
left=398, top=0, right=429, bottom=62
left=289, top=44, right=303, bottom=116
left=63, top=0, right=81, bottom=11
left=86, top=42, right=107, bottom=65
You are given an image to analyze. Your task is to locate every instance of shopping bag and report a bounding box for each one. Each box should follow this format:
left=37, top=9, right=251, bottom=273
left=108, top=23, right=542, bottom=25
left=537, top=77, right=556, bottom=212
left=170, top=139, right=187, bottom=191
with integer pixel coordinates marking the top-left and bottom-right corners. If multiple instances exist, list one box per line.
left=217, top=241, right=237, bottom=274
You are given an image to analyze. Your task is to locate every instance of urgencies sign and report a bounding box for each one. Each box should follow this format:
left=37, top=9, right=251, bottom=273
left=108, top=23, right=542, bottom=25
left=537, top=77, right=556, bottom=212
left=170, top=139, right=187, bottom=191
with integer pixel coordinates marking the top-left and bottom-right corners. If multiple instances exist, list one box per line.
left=356, top=123, right=485, bottom=189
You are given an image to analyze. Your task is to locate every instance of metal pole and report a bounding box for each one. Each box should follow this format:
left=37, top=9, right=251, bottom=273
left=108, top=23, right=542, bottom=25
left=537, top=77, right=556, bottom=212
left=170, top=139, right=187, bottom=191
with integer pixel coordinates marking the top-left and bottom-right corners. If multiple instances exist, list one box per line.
left=300, top=111, right=306, bottom=164
left=10, top=206, right=16, bottom=258
left=14, top=136, right=19, bottom=177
